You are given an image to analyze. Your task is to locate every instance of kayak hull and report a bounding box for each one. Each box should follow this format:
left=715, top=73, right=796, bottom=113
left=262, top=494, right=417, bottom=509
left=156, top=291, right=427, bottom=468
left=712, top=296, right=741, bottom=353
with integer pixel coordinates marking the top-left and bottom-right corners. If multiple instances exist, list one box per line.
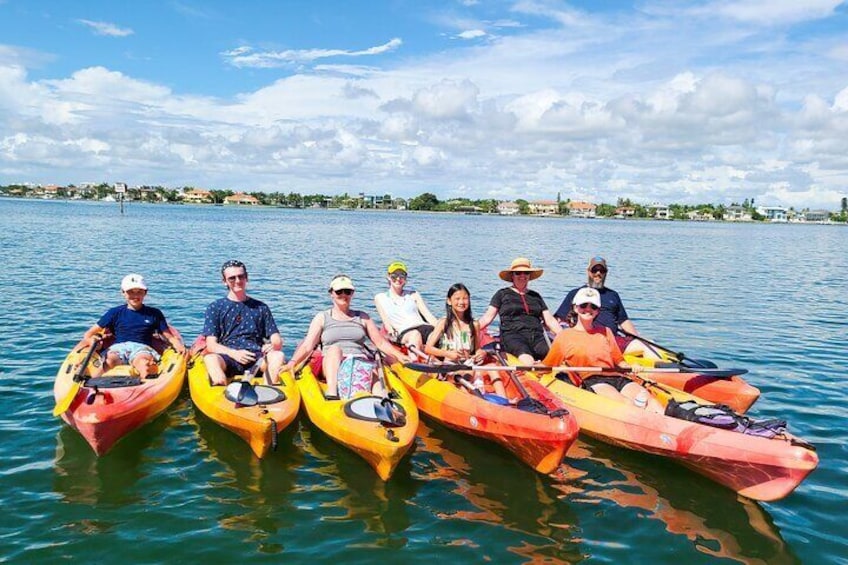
left=625, top=353, right=760, bottom=413
left=296, top=364, right=418, bottom=480
left=394, top=364, right=578, bottom=473
left=188, top=355, right=300, bottom=458
left=53, top=339, right=187, bottom=456
left=528, top=371, right=817, bottom=501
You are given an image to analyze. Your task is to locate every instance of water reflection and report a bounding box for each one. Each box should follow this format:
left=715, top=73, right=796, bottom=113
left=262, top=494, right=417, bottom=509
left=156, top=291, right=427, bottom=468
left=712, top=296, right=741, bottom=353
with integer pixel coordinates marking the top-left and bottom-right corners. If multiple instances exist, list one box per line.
left=552, top=440, right=799, bottom=564
left=413, top=420, right=584, bottom=562
left=52, top=412, right=173, bottom=506
left=296, top=419, right=415, bottom=540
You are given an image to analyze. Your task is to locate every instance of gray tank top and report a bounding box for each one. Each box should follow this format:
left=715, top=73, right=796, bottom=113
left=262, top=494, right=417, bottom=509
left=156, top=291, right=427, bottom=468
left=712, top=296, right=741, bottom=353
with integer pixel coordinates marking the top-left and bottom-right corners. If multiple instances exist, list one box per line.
left=321, top=309, right=369, bottom=357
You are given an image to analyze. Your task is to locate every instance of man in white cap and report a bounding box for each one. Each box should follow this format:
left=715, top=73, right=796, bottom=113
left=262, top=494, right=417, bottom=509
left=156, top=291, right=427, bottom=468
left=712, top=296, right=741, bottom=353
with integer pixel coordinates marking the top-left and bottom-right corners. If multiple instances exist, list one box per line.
left=83, top=273, right=185, bottom=378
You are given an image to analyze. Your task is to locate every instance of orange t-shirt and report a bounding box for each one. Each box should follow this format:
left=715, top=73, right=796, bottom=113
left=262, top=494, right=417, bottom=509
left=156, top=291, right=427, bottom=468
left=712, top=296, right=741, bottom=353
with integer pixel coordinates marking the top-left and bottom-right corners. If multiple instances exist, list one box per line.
left=542, top=325, right=624, bottom=369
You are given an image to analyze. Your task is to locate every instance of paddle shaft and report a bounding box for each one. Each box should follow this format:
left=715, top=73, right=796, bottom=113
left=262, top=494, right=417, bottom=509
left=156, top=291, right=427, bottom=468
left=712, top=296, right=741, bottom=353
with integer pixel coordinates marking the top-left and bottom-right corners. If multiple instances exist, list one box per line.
left=617, top=327, right=718, bottom=369
left=52, top=338, right=102, bottom=417
left=404, top=362, right=738, bottom=375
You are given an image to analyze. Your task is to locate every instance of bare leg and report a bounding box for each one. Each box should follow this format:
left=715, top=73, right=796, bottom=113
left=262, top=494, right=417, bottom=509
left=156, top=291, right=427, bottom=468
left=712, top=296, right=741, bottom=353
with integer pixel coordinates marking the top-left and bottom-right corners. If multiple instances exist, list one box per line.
left=204, top=353, right=228, bottom=386
left=517, top=353, right=535, bottom=366
left=132, top=352, right=158, bottom=378
left=401, top=330, right=427, bottom=360
left=322, top=346, right=343, bottom=397
left=264, top=350, right=285, bottom=384
left=624, top=339, right=663, bottom=361
left=486, top=371, right=507, bottom=397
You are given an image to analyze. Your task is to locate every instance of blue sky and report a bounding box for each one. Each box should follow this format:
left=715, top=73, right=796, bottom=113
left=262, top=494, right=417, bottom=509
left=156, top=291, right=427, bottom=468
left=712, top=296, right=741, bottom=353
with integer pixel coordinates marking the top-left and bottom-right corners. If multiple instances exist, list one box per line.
left=1, top=0, right=847, bottom=209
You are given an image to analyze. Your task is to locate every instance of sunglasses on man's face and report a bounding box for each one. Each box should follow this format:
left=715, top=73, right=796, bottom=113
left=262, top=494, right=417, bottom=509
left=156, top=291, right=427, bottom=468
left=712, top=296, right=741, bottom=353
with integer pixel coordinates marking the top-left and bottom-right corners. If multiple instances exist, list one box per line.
left=591, top=267, right=607, bottom=274
left=226, top=274, right=247, bottom=282
left=334, top=289, right=353, bottom=296
left=390, top=274, right=407, bottom=281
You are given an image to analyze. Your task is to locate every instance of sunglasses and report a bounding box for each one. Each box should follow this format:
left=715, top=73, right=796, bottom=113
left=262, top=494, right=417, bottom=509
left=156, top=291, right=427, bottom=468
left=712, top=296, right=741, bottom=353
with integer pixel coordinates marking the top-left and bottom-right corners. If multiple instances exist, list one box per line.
left=591, top=267, right=607, bottom=274
left=334, top=289, right=354, bottom=296
left=577, top=303, right=599, bottom=311
left=226, top=274, right=247, bottom=282
left=512, top=272, right=531, bottom=277
left=389, top=274, right=407, bottom=281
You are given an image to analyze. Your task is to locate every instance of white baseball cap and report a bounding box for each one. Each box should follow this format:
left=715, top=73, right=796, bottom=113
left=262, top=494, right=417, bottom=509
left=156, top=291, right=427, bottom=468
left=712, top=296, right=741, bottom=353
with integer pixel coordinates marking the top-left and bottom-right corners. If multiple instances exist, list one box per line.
left=573, top=287, right=600, bottom=308
left=121, top=273, right=148, bottom=291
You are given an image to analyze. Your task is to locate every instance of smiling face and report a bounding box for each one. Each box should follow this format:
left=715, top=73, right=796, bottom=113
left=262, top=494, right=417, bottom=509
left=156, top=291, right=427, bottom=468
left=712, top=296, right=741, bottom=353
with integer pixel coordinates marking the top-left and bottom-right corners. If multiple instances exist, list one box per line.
left=447, top=288, right=470, bottom=316
left=587, top=264, right=607, bottom=289
left=388, top=270, right=407, bottom=292
left=122, top=288, right=147, bottom=309
left=222, top=265, right=248, bottom=294
left=511, top=271, right=531, bottom=290
left=574, top=301, right=600, bottom=322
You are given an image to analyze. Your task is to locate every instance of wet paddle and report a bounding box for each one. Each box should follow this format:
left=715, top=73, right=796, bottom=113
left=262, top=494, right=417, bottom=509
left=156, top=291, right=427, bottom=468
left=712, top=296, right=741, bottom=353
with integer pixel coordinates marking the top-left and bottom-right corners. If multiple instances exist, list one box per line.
left=53, top=337, right=101, bottom=417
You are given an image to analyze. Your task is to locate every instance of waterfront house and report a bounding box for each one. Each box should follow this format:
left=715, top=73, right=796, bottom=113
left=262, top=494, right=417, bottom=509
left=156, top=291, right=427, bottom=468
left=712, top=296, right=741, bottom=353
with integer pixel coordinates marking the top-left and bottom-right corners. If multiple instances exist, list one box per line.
left=568, top=200, right=597, bottom=218
left=615, top=206, right=636, bottom=218
left=723, top=206, right=752, bottom=222
left=181, top=189, right=213, bottom=204
left=649, top=203, right=671, bottom=220
left=497, top=201, right=520, bottom=215
left=528, top=200, right=559, bottom=216
left=803, top=210, right=831, bottom=223
left=757, top=206, right=788, bottom=222
left=224, top=193, right=260, bottom=206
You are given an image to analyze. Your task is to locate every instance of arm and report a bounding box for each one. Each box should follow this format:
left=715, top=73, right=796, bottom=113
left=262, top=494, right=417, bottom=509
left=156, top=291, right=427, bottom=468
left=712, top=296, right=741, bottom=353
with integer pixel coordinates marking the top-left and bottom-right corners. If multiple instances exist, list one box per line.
left=619, top=319, right=638, bottom=336
left=477, top=305, right=499, bottom=331
left=373, top=293, right=396, bottom=336
left=413, top=292, right=439, bottom=325
left=160, top=327, right=186, bottom=354
left=83, top=324, right=105, bottom=346
left=542, top=310, right=562, bottom=336
left=281, top=314, right=324, bottom=373
left=364, top=315, right=409, bottom=363
left=423, top=319, right=460, bottom=361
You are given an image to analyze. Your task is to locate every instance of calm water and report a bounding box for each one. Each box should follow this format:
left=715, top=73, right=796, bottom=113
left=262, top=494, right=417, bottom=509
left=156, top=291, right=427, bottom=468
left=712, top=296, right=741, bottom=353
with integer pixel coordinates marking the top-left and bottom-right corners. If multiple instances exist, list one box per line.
left=1, top=198, right=845, bottom=564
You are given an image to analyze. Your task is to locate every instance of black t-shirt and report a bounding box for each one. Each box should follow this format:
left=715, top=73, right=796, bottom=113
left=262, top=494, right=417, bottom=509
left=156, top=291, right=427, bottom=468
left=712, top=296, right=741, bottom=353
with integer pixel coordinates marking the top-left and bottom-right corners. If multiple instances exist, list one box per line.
left=490, top=287, right=548, bottom=335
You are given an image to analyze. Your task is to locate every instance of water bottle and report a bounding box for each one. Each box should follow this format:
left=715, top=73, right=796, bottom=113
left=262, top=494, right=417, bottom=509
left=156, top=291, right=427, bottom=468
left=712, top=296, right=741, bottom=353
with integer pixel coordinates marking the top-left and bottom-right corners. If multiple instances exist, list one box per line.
left=633, top=389, right=649, bottom=409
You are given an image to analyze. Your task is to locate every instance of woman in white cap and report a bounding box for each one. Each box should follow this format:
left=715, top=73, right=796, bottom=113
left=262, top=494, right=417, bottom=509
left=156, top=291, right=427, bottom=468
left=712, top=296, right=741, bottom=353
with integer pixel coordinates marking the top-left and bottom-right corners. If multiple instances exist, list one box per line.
left=83, top=273, right=185, bottom=378
left=478, top=257, right=562, bottom=365
left=283, top=274, right=410, bottom=400
left=543, top=287, right=662, bottom=412
left=374, top=261, right=438, bottom=357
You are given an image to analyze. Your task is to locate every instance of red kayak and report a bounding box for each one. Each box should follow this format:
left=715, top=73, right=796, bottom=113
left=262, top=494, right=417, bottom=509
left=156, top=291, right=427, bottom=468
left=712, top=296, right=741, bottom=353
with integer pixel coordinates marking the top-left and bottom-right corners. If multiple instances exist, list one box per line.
left=53, top=333, right=187, bottom=455
left=393, top=363, right=579, bottom=473
left=526, top=367, right=817, bottom=501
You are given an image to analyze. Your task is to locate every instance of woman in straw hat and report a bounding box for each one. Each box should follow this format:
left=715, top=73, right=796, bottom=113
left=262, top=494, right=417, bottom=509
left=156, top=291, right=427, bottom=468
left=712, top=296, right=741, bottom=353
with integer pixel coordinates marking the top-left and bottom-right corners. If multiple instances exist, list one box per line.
left=478, top=257, right=562, bottom=365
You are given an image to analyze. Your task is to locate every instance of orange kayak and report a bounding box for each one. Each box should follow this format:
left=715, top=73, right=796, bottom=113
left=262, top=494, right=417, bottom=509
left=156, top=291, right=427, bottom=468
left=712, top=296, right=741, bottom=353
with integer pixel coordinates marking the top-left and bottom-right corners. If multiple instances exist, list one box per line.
left=625, top=354, right=760, bottom=413
left=394, top=364, right=579, bottom=473
left=53, top=336, right=186, bottom=456
left=527, top=368, right=818, bottom=501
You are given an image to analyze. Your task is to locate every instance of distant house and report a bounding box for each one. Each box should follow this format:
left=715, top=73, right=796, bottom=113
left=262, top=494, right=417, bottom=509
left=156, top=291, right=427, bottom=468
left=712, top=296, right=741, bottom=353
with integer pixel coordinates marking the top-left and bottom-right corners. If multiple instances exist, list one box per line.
left=615, top=206, right=636, bottom=218
left=568, top=200, right=597, bottom=218
left=757, top=206, right=788, bottom=222
left=687, top=209, right=713, bottom=221
left=42, top=185, right=61, bottom=199
left=224, top=192, right=260, bottom=206
left=803, top=209, right=830, bottom=223
left=648, top=203, right=671, bottom=220
left=181, top=189, right=213, bottom=204
left=723, top=206, right=752, bottom=222
left=497, top=201, right=520, bottom=215
left=528, top=200, right=558, bottom=215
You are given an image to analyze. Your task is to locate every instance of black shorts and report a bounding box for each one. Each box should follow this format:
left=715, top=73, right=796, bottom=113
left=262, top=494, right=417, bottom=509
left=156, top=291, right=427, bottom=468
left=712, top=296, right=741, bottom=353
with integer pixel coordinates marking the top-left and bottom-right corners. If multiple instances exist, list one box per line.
left=221, top=354, right=252, bottom=378
left=500, top=330, right=549, bottom=360
left=582, top=374, right=632, bottom=392
left=398, top=324, right=435, bottom=344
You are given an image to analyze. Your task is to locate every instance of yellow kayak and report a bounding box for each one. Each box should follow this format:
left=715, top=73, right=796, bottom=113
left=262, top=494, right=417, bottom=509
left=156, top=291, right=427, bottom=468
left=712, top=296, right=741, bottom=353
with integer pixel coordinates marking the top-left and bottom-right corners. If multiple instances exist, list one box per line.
left=188, top=354, right=300, bottom=458
left=295, top=362, right=418, bottom=480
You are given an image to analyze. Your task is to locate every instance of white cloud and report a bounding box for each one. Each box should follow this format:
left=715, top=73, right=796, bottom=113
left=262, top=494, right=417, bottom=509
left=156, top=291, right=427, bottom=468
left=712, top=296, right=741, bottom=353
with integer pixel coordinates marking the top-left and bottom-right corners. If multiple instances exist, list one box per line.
left=221, top=38, right=403, bottom=68
left=457, top=29, right=487, bottom=40
left=76, top=19, right=134, bottom=37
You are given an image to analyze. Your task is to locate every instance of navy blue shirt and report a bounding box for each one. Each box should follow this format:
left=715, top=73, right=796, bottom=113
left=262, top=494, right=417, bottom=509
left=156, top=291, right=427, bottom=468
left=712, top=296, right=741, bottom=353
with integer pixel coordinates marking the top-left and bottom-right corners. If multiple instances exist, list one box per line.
left=554, top=286, right=629, bottom=331
left=202, top=297, right=279, bottom=354
left=98, top=304, right=169, bottom=345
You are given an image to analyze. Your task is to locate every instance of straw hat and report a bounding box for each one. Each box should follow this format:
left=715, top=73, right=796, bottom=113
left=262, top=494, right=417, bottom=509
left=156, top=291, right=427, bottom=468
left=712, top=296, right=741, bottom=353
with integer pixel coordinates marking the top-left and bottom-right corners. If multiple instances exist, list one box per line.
left=498, top=257, right=544, bottom=282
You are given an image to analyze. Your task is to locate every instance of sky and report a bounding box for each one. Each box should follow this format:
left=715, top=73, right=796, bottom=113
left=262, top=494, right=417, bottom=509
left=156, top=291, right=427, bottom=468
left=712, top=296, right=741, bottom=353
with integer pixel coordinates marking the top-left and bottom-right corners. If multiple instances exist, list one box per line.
left=1, top=0, right=847, bottom=209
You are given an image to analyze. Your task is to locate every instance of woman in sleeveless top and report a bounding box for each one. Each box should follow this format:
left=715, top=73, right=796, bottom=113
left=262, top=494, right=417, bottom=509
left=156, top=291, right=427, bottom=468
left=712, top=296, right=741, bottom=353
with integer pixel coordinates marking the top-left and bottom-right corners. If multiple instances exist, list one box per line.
left=425, top=283, right=508, bottom=398
left=283, top=275, right=410, bottom=399
left=374, top=261, right=437, bottom=357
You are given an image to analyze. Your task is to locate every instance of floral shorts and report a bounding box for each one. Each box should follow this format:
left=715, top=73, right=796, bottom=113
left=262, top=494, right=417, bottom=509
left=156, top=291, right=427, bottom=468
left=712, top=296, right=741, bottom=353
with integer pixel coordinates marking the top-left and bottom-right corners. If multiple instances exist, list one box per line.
left=337, top=356, right=375, bottom=399
left=107, top=341, right=160, bottom=364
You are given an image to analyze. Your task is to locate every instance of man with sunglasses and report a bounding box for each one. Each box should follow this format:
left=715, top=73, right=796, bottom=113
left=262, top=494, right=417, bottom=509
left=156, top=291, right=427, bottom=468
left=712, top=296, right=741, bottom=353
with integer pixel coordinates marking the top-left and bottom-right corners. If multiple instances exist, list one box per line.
left=374, top=261, right=437, bottom=358
left=201, top=260, right=285, bottom=386
left=554, top=256, right=649, bottom=355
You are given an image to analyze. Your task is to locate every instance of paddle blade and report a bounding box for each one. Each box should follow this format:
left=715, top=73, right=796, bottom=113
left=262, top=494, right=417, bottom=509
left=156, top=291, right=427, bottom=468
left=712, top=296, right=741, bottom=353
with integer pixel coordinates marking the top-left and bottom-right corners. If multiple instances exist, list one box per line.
left=405, top=362, right=466, bottom=374
left=53, top=381, right=81, bottom=417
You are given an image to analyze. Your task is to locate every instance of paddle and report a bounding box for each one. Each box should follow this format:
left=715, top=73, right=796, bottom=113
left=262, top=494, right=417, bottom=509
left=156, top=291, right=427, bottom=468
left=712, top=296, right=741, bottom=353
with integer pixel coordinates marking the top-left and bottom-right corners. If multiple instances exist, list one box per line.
left=617, top=327, right=719, bottom=369
left=404, top=362, right=746, bottom=378
left=53, top=337, right=101, bottom=417
left=373, top=352, right=405, bottom=426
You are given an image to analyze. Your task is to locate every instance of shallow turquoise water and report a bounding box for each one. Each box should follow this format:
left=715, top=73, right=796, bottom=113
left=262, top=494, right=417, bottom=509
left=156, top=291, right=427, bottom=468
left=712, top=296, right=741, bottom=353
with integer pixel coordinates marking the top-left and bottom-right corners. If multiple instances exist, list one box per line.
left=1, top=198, right=845, bottom=563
